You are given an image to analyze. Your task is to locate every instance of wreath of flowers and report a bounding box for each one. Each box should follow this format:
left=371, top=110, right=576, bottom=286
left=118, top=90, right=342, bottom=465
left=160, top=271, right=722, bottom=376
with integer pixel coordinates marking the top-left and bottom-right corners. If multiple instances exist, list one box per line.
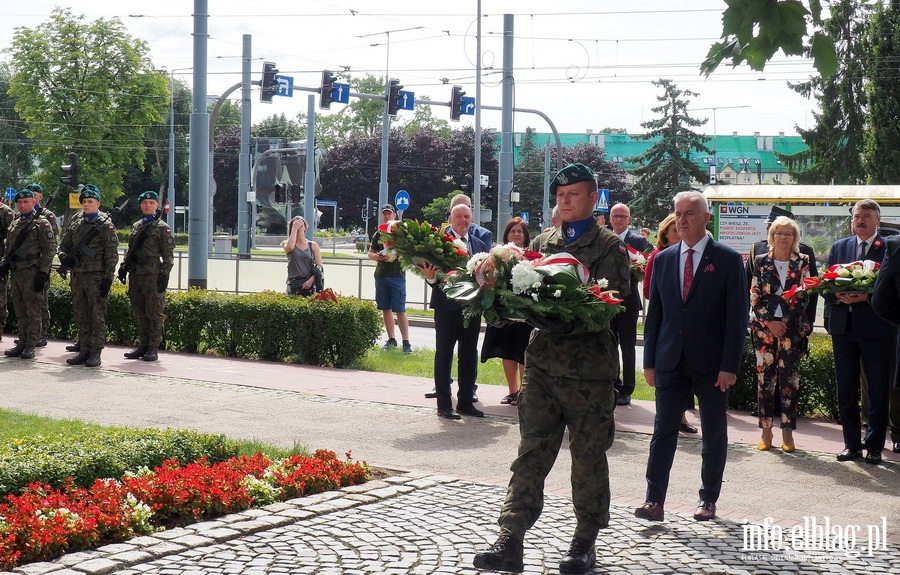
left=627, top=246, right=650, bottom=282
left=784, top=259, right=880, bottom=302
left=378, top=220, right=469, bottom=277
left=442, top=243, right=624, bottom=330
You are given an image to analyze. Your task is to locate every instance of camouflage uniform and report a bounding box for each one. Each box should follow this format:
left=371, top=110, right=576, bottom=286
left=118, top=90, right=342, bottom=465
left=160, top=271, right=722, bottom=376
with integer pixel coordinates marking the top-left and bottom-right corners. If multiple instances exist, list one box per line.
left=4, top=211, right=56, bottom=347
left=123, top=217, right=174, bottom=348
left=496, top=222, right=631, bottom=542
left=37, top=207, right=59, bottom=342
left=0, top=202, right=15, bottom=337
left=58, top=211, right=118, bottom=352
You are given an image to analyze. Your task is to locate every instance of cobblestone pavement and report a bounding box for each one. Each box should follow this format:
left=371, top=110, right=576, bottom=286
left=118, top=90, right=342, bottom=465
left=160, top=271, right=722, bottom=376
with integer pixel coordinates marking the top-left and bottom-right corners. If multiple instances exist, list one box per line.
left=11, top=475, right=900, bottom=575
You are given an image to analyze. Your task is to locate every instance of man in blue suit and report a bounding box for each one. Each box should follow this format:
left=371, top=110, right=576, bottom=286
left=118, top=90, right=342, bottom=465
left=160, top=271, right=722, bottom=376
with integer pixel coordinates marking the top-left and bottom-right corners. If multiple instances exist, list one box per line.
left=418, top=204, right=490, bottom=419
left=636, top=191, right=748, bottom=523
left=826, top=199, right=894, bottom=465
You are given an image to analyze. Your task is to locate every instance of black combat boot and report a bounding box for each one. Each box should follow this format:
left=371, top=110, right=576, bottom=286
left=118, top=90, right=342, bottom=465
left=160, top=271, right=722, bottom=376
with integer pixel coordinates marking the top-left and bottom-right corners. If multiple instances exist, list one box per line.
left=35, top=337, right=47, bottom=347
left=84, top=351, right=102, bottom=368
left=473, top=534, right=524, bottom=573
left=4, top=344, right=25, bottom=357
left=66, top=350, right=91, bottom=365
left=19, top=346, right=35, bottom=360
left=65, top=342, right=81, bottom=352
left=124, top=345, right=148, bottom=359
left=558, top=537, right=596, bottom=574
left=142, top=347, right=158, bottom=361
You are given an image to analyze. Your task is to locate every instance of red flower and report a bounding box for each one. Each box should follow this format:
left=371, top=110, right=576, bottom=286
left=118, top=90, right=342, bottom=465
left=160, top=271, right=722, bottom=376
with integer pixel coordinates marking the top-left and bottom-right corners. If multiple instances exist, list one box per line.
left=874, top=238, right=884, bottom=249
left=523, top=250, right=543, bottom=261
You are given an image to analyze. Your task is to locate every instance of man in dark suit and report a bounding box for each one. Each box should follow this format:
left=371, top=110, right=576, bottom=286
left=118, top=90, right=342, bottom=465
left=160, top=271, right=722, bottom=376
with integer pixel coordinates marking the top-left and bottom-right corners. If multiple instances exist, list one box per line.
left=635, top=190, right=748, bottom=523
left=608, top=202, right=652, bottom=406
left=871, top=233, right=900, bottom=455
left=450, top=193, right=493, bottom=247
left=418, top=204, right=489, bottom=420
left=826, top=199, right=894, bottom=465
left=747, top=206, right=819, bottom=326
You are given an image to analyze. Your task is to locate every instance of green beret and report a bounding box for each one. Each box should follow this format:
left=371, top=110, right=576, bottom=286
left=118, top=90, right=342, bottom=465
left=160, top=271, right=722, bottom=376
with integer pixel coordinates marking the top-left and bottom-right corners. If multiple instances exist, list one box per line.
left=79, top=184, right=101, bottom=203
left=592, top=209, right=606, bottom=216
left=25, top=183, right=43, bottom=194
left=550, top=163, right=596, bottom=193
left=14, top=189, right=35, bottom=201
left=138, top=191, right=159, bottom=202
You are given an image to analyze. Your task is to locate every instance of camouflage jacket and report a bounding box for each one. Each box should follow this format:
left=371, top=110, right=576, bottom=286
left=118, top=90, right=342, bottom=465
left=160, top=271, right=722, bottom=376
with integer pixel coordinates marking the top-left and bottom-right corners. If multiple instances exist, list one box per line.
left=526, top=221, right=631, bottom=381
left=124, top=218, right=175, bottom=276
left=58, top=211, right=119, bottom=276
left=4, top=211, right=56, bottom=273
left=0, top=203, right=14, bottom=254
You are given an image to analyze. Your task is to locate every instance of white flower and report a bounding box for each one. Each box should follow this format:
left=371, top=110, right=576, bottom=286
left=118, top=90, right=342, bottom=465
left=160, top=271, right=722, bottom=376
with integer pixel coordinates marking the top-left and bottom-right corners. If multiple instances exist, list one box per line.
left=510, top=260, right=542, bottom=294
left=466, top=252, right=490, bottom=274
left=531, top=292, right=540, bottom=302
left=553, top=289, right=562, bottom=298
left=453, top=238, right=467, bottom=253
left=596, top=278, right=609, bottom=289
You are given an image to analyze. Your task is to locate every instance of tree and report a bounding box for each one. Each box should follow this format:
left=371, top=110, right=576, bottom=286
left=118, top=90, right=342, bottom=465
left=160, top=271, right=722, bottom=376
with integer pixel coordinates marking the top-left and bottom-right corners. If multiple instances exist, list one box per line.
left=297, top=74, right=388, bottom=148
left=627, top=79, right=710, bottom=227
left=0, top=63, right=36, bottom=190
left=7, top=8, right=169, bottom=205
left=254, top=113, right=305, bottom=141
left=863, top=0, right=900, bottom=184
left=779, top=1, right=870, bottom=185
left=703, top=0, right=838, bottom=79
left=400, top=97, right=451, bottom=139
left=212, top=100, right=241, bottom=139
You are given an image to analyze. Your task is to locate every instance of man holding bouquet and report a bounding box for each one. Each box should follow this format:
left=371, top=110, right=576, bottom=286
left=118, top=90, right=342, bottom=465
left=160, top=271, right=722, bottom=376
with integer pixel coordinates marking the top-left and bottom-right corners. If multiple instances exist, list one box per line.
left=474, top=164, right=630, bottom=574
left=826, top=199, right=893, bottom=464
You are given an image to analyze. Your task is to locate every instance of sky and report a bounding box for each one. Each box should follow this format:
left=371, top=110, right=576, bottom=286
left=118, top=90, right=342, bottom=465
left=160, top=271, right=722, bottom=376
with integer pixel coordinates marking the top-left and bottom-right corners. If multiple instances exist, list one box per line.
left=0, top=1, right=819, bottom=140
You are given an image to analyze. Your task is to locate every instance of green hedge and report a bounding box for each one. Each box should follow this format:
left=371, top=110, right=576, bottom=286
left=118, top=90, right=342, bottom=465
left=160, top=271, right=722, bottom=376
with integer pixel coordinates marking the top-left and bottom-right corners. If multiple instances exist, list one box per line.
left=7, top=276, right=381, bottom=368
left=730, top=332, right=839, bottom=420
left=0, top=428, right=239, bottom=496
left=115, top=229, right=188, bottom=246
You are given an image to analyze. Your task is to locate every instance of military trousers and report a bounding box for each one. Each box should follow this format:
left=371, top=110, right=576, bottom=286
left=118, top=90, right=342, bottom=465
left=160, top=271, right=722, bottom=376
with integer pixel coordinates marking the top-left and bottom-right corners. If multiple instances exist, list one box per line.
left=10, top=268, right=42, bottom=347
left=71, top=271, right=109, bottom=352
left=0, top=275, right=7, bottom=332
left=499, top=365, right=616, bottom=542
left=127, top=274, right=165, bottom=347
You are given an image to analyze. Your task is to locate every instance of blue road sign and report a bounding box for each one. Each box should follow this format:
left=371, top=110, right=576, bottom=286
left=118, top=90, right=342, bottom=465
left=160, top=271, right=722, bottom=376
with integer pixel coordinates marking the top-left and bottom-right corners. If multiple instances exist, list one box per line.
left=596, top=189, right=610, bottom=211
left=4, top=188, right=16, bottom=201
left=394, top=190, right=411, bottom=211
left=520, top=211, right=530, bottom=225
left=316, top=200, right=337, bottom=207
left=461, top=96, right=475, bottom=116
left=332, top=82, right=350, bottom=104
left=398, top=91, right=415, bottom=111
left=274, top=75, right=293, bottom=97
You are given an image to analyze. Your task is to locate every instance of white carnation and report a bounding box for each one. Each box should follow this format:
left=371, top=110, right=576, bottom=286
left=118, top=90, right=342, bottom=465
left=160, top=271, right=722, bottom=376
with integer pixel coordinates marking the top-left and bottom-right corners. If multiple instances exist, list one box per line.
left=511, top=260, right=542, bottom=294
left=466, top=252, right=490, bottom=274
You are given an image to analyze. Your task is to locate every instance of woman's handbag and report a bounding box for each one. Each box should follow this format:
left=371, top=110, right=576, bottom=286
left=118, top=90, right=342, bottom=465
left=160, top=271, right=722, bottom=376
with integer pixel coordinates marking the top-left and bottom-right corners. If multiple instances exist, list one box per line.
left=312, top=265, right=324, bottom=292
left=287, top=276, right=314, bottom=296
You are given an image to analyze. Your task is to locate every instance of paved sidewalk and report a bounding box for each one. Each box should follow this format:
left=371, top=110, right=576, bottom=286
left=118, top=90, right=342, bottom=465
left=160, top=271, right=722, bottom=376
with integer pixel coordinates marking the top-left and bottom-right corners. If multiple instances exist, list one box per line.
left=1, top=339, right=899, bottom=574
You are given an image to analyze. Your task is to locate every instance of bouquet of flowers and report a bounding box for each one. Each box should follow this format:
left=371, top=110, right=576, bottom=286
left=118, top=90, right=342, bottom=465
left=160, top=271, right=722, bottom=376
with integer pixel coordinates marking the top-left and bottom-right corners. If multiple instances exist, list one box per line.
left=783, top=259, right=881, bottom=303
left=627, top=246, right=650, bottom=282
left=442, top=243, right=625, bottom=330
left=378, top=220, right=469, bottom=276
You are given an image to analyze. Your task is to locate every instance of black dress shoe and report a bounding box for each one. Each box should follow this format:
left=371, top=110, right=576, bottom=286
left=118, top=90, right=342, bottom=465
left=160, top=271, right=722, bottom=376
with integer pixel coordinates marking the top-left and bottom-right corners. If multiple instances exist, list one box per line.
left=865, top=451, right=883, bottom=465
left=836, top=448, right=863, bottom=462
left=424, top=388, right=437, bottom=399
left=893, top=442, right=900, bottom=454
left=437, top=408, right=461, bottom=420
left=559, top=537, right=596, bottom=574
left=473, top=534, right=524, bottom=573
left=457, top=405, right=484, bottom=417
left=616, top=394, right=631, bottom=406
left=680, top=423, right=698, bottom=434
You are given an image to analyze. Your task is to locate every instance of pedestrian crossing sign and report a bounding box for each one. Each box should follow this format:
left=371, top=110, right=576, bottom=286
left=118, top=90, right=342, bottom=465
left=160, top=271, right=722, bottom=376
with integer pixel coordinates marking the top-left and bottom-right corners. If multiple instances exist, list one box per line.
left=596, top=189, right=609, bottom=212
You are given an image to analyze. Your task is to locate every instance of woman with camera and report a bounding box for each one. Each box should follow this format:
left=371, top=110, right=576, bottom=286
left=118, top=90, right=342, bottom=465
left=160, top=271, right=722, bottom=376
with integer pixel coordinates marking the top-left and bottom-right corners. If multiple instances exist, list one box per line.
left=281, top=216, right=323, bottom=296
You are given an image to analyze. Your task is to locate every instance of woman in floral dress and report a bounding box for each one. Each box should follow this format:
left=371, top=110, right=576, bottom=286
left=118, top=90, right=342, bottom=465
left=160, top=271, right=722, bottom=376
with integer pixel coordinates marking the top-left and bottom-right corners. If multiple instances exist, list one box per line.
left=749, top=215, right=813, bottom=452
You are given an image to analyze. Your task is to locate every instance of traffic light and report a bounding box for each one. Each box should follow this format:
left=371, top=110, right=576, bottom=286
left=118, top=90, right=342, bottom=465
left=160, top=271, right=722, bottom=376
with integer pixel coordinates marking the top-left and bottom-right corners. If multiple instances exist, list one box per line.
left=450, top=85, right=466, bottom=122
left=387, top=78, right=403, bottom=116
left=60, top=152, right=78, bottom=189
left=273, top=183, right=286, bottom=203
left=320, top=70, right=336, bottom=109
left=260, top=61, right=278, bottom=104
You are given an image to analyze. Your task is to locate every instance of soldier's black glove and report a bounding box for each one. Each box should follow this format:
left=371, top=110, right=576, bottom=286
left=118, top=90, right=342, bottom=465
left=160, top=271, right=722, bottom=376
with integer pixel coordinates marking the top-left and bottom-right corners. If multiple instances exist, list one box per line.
left=157, top=273, right=169, bottom=293
left=0, top=260, right=9, bottom=276
left=486, top=316, right=517, bottom=329
left=117, top=264, right=128, bottom=285
left=99, top=276, right=113, bottom=298
left=59, top=254, right=77, bottom=268
left=33, top=271, right=49, bottom=292
left=525, top=314, right=574, bottom=335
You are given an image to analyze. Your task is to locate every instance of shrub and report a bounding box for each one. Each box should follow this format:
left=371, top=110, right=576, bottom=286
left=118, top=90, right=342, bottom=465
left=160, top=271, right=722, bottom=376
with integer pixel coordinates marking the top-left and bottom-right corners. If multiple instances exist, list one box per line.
left=731, top=332, right=837, bottom=419
left=0, top=428, right=239, bottom=497
left=116, top=229, right=187, bottom=246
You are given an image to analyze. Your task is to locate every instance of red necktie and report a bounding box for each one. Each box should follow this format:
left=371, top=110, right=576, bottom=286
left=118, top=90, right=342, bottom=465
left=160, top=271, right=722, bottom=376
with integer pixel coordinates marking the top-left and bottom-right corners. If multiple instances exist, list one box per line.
left=683, top=248, right=694, bottom=303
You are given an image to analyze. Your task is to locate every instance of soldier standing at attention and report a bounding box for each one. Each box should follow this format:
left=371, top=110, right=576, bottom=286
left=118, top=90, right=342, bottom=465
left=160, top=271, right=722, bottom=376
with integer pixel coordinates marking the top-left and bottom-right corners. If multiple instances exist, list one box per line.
left=25, top=183, right=58, bottom=347
left=474, top=164, right=631, bottom=575
left=119, top=191, right=174, bottom=362
left=1, top=189, right=55, bottom=359
left=0, top=198, right=15, bottom=341
left=58, top=185, right=118, bottom=367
